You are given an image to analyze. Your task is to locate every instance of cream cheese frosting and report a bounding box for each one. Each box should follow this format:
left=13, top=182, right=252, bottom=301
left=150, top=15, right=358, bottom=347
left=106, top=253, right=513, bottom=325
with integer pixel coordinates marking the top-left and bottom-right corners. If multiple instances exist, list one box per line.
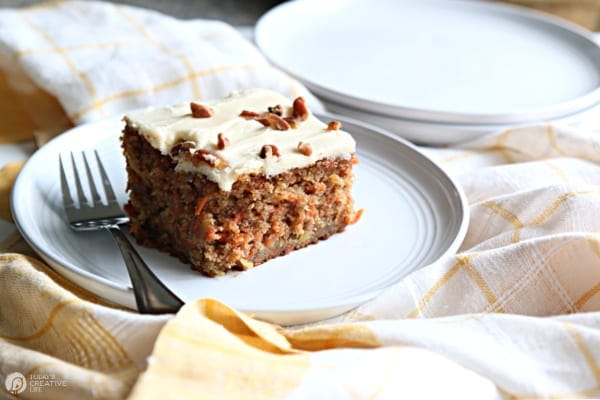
left=123, top=88, right=356, bottom=191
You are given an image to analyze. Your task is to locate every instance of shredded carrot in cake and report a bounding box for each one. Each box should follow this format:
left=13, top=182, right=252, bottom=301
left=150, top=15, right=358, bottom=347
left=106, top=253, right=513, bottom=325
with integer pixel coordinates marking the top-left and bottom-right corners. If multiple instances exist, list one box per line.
left=194, top=196, right=211, bottom=215
left=346, top=208, right=364, bottom=225
left=277, top=191, right=300, bottom=202
left=231, top=210, right=244, bottom=225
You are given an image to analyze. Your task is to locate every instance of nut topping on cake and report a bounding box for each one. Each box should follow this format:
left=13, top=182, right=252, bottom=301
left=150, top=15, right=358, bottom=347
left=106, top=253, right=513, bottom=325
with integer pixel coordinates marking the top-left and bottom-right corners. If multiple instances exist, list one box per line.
left=267, top=104, right=283, bottom=116
left=327, top=120, right=342, bottom=131
left=190, top=102, right=214, bottom=118
left=259, top=144, right=280, bottom=159
left=240, top=98, right=310, bottom=130
left=191, top=149, right=228, bottom=169
left=292, top=96, right=309, bottom=121
left=283, top=116, right=298, bottom=128
left=297, top=141, right=312, bottom=156
left=241, top=109, right=291, bottom=130
left=256, top=113, right=291, bottom=131
left=217, top=133, right=230, bottom=150
left=170, top=140, right=196, bottom=157
left=239, top=110, right=260, bottom=118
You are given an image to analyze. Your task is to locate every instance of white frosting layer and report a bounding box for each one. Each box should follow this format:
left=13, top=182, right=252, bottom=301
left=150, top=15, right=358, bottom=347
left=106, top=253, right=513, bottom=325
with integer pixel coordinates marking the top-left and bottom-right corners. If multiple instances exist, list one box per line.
left=124, top=89, right=356, bottom=190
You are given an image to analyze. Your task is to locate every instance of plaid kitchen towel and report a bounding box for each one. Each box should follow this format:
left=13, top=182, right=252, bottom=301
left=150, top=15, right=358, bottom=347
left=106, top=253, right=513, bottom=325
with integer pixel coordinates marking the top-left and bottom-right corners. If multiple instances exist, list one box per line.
left=0, top=0, right=318, bottom=146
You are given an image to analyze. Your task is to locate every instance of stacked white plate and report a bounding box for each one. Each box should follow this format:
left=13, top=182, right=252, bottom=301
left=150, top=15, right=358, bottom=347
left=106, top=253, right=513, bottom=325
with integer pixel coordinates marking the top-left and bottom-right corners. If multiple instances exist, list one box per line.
left=255, top=0, right=600, bottom=145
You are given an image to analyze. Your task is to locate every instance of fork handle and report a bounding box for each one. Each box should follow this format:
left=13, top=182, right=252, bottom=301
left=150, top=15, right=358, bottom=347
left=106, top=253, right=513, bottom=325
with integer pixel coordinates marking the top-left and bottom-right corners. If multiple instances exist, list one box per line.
left=106, top=225, right=184, bottom=314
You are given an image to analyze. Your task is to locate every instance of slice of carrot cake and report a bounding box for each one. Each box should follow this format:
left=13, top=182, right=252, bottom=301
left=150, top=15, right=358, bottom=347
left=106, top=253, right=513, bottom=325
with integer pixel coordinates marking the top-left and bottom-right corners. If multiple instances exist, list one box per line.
left=121, top=88, right=359, bottom=276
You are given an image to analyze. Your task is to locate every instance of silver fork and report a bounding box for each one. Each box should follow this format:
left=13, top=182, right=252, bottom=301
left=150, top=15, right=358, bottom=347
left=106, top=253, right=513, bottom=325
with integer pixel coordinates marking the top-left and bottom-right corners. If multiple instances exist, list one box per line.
left=59, top=150, right=184, bottom=314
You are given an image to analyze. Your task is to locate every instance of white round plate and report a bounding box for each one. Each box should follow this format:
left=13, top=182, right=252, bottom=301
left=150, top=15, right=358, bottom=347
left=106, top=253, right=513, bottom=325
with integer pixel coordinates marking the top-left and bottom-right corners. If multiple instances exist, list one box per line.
left=324, top=98, right=600, bottom=145
left=12, top=113, right=468, bottom=325
left=255, top=0, right=600, bottom=126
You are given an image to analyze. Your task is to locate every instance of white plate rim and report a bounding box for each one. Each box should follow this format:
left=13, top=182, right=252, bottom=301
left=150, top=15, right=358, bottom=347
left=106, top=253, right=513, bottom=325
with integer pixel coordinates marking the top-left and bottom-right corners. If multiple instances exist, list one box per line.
left=11, top=112, right=469, bottom=322
left=255, top=0, right=600, bottom=125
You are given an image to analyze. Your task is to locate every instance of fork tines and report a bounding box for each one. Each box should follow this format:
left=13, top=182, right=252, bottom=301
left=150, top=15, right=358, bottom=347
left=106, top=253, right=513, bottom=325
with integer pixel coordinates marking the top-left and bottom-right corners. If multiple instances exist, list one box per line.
left=59, top=150, right=122, bottom=214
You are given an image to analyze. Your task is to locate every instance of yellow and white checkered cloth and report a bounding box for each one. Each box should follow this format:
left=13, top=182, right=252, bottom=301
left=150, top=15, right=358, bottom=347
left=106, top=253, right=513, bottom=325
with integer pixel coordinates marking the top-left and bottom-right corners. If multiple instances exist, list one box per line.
left=1, top=1, right=600, bottom=399
left=0, top=0, right=318, bottom=146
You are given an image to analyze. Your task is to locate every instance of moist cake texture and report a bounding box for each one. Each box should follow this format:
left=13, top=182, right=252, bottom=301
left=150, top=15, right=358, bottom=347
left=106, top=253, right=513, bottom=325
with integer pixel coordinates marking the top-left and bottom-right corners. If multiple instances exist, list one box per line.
left=121, top=89, right=359, bottom=276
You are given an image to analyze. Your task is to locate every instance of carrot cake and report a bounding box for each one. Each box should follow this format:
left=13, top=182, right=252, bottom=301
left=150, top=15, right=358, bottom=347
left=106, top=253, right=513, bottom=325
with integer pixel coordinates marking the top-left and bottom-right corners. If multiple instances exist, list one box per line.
left=121, top=88, right=359, bottom=276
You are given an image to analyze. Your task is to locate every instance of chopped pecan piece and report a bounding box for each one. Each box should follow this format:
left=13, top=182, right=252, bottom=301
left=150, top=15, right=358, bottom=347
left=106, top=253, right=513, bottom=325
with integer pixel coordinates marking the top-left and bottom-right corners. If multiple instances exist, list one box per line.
left=169, top=140, right=196, bottom=157
left=283, top=116, right=298, bottom=129
left=292, top=96, right=309, bottom=121
left=327, top=120, right=342, bottom=131
left=241, top=98, right=304, bottom=129
left=216, top=132, right=229, bottom=150
left=240, top=110, right=260, bottom=118
left=190, top=102, right=213, bottom=118
left=255, top=116, right=271, bottom=127
left=257, top=113, right=291, bottom=131
left=191, top=149, right=228, bottom=169
left=297, top=141, right=312, bottom=156
left=259, top=144, right=280, bottom=159
left=268, top=104, right=283, bottom=116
